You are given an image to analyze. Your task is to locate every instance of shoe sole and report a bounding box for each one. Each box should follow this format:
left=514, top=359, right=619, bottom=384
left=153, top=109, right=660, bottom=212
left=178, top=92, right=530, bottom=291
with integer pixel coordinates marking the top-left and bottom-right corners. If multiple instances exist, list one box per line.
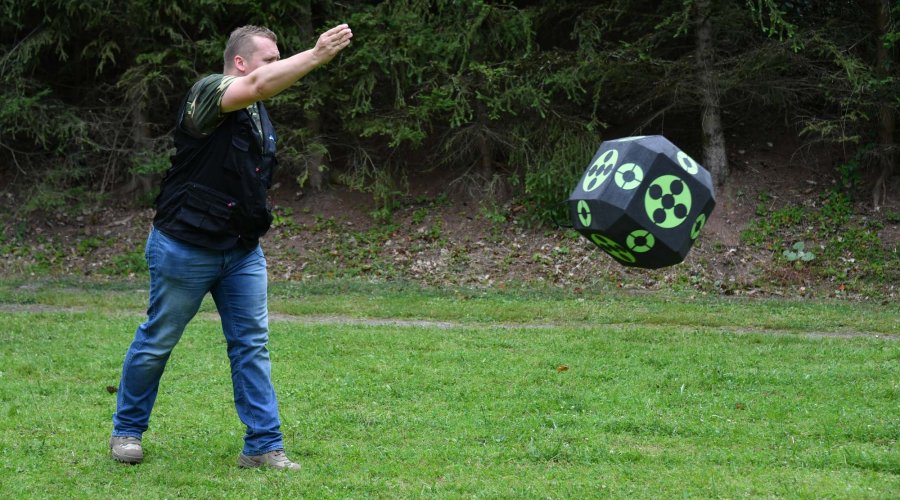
left=237, top=453, right=300, bottom=470
left=111, top=451, right=142, bottom=464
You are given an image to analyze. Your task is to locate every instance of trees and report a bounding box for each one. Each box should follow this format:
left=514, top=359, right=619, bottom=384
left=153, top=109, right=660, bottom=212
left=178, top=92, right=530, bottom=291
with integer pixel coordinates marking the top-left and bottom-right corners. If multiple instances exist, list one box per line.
left=695, top=0, right=730, bottom=186
left=1, top=0, right=225, bottom=206
left=1, top=0, right=895, bottom=220
left=869, top=0, right=896, bottom=209
left=754, top=0, right=898, bottom=206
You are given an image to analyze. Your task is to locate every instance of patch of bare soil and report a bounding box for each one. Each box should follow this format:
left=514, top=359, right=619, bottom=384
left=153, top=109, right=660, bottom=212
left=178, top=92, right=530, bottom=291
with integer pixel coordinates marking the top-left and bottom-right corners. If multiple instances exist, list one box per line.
left=0, top=129, right=897, bottom=301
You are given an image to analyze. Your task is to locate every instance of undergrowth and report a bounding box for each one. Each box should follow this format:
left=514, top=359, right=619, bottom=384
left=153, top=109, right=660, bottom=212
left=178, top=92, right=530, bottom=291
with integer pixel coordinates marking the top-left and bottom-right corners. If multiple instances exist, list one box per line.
left=741, top=189, right=897, bottom=287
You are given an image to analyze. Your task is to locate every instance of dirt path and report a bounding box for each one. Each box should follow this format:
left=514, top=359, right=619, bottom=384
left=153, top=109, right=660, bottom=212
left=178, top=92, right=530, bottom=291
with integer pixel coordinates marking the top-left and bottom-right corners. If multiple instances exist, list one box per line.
left=1, top=304, right=895, bottom=340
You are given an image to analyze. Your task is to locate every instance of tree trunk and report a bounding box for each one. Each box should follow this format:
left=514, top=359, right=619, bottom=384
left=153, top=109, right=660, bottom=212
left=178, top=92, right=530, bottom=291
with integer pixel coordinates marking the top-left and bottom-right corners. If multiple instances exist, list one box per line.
left=119, top=103, right=156, bottom=197
left=306, top=111, right=327, bottom=191
left=301, top=0, right=326, bottom=191
left=475, top=99, right=495, bottom=181
left=695, top=0, right=729, bottom=186
left=871, top=0, right=895, bottom=208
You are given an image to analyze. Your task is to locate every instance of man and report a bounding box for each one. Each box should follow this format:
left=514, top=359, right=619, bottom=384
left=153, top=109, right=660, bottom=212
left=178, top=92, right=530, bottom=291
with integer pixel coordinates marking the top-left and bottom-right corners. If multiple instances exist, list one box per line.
left=110, top=23, right=352, bottom=470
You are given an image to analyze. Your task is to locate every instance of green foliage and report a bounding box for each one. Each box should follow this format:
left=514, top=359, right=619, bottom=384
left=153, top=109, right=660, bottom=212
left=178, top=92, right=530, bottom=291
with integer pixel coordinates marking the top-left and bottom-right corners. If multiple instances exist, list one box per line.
left=742, top=189, right=894, bottom=283
left=783, top=241, right=815, bottom=264
left=309, top=214, right=339, bottom=233
left=754, top=191, right=773, bottom=217
left=27, top=239, right=66, bottom=274
left=411, top=207, right=429, bottom=225
left=836, top=158, right=863, bottom=196
left=76, top=237, right=103, bottom=257
left=1, top=0, right=896, bottom=225
left=323, top=1, right=558, bottom=214
left=271, top=206, right=298, bottom=231
left=786, top=7, right=898, bottom=185
left=747, top=0, right=799, bottom=44
left=129, top=149, right=172, bottom=177
left=101, top=249, right=148, bottom=276
left=479, top=204, right=508, bottom=225
left=367, top=168, right=407, bottom=222
left=335, top=1, right=540, bottom=140
left=517, top=122, right=598, bottom=225
left=308, top=223, right=400, bottom=278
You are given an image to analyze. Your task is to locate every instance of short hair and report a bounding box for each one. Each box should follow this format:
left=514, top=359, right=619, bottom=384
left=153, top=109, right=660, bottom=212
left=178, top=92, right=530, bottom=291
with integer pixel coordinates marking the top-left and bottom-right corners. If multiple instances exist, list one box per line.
left=224, top=25, right=277, bottom=70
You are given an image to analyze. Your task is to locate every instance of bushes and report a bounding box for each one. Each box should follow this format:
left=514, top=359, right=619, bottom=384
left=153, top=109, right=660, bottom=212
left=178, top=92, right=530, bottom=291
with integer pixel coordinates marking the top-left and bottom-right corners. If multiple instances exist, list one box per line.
left=1, top=0, right=895, bottom=223
left=742, top=190, right=896, bottom=285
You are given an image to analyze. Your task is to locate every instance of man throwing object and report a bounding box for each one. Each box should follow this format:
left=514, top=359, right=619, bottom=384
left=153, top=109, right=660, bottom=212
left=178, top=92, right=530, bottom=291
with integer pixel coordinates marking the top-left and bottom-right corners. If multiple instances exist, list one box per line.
left=110, top=23, right=352, bottom=470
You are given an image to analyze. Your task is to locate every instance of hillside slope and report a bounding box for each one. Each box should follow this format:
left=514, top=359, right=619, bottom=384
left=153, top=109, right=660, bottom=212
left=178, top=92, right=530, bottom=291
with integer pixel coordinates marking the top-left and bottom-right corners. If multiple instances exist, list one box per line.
left=1, top=133, right=897, bottom=300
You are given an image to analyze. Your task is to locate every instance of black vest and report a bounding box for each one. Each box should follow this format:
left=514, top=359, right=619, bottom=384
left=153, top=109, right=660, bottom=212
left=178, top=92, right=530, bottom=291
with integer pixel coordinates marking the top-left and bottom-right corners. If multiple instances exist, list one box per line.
left=154, top=99, right=277, bottom=250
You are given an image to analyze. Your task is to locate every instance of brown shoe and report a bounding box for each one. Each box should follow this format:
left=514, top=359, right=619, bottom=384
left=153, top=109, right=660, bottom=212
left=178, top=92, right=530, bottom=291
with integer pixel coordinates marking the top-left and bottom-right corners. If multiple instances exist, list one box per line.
left=110, top=436, right=143, bottom=464
left=238, top=449, right=301, bottom=471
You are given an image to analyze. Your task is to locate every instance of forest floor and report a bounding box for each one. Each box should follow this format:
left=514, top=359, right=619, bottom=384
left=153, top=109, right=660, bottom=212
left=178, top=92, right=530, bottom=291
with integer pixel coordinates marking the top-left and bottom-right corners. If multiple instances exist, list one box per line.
left=1, top=129, right=898, bottom=301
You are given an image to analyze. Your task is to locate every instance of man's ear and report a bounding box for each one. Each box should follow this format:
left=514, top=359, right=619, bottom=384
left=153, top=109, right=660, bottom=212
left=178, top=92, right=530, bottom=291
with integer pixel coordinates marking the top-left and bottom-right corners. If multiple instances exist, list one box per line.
left=233, top=55, right=247, bottom=73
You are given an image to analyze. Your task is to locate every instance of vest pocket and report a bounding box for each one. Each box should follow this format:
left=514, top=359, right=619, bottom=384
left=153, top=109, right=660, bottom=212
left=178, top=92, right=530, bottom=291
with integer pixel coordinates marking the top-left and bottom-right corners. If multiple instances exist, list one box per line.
left=224, top=135, right=251, bottom=174
left=233, top=204, right=273, bottom=239
left=231, top=134, right=251, bottom=152
left=175, top=182, right=237, bottom=235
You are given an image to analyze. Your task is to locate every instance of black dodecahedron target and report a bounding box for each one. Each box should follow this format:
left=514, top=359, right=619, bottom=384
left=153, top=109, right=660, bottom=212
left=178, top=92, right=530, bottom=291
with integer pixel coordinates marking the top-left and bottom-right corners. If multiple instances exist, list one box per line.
left=568, top=135, right=715, bottom=269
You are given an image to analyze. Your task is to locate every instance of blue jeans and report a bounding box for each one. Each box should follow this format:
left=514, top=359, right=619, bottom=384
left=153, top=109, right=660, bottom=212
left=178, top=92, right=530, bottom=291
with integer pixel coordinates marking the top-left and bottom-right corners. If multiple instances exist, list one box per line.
left=112, top=227, right=283, bottom=455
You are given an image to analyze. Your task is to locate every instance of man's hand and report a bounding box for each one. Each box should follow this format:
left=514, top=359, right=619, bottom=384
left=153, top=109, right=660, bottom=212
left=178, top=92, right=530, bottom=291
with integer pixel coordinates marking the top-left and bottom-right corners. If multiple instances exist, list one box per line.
left=312, top=24, right=353, bottom=66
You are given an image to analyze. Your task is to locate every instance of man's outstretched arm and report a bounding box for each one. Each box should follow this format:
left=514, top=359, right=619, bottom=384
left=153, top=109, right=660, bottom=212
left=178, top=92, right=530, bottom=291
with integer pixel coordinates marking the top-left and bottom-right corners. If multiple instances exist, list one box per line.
left=221, top=24, right=352, bottom=113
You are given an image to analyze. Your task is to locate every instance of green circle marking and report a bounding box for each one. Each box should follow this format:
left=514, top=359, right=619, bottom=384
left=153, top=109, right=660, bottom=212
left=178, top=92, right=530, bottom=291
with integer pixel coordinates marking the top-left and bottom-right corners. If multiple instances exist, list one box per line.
left=582, top=149, right=619, bottom=192
left=626, top=229, right=655, bottom=253
left=691, top=213, right=707, bottom=239
left=644, top=175, right=693, bottom=229
left=677, top=151, right=699, bottom=175
left=615, top=163, right=644, bottom=190
left=577, top=200, right=592, bottom=227
left=590, top=233, right=636, bottom=263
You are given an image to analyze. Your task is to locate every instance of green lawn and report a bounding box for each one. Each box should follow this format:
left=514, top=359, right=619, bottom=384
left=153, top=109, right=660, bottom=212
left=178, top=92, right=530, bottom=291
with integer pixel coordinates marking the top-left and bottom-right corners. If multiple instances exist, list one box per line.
left=0, top=279, right=897, bottom=498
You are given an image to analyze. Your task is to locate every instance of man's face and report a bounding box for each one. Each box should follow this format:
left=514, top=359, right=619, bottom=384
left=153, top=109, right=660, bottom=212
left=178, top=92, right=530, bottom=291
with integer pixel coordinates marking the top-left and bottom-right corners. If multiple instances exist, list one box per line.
left=239, top=36, right=280, bottom=74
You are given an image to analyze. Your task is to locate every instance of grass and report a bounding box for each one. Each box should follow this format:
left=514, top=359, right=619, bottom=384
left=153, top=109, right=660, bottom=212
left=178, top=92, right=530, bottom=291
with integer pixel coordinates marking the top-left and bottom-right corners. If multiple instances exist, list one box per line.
left=0, top=278, right=897, bottom=497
